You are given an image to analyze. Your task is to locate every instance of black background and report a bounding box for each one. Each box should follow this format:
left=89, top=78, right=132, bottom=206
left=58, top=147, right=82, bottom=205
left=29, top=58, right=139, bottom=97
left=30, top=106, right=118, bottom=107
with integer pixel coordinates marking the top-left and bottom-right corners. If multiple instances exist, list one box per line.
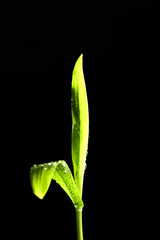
left=1, top=1, right=157, bottom=239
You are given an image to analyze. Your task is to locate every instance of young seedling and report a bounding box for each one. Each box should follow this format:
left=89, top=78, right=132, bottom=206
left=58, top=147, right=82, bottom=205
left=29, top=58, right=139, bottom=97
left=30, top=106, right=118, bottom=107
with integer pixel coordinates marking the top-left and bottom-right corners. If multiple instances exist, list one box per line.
left=30, top=54, right=89, bottom=240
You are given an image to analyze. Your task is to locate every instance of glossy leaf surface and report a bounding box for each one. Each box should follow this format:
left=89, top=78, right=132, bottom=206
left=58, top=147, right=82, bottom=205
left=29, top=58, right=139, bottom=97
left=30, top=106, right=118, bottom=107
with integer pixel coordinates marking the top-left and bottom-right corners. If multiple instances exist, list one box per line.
left=30, top=160, right=83, bottom=208
left=71, top=54, right=89, bottom=194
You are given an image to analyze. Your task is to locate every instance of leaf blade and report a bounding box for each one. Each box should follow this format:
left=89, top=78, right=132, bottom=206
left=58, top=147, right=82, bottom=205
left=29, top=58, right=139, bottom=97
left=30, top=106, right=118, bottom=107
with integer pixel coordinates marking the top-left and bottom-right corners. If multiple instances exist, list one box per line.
left=30, top=162, right=57, bottom=199
left=53, top=161, right=83, bottom=208
left=30, top=161, right=83, bottom=208
left=71, top=54, right=89, bottom=194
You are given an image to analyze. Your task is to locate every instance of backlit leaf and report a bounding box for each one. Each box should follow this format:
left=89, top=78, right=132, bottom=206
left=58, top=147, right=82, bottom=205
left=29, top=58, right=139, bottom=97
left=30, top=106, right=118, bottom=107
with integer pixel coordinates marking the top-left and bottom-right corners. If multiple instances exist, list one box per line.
left=71, top=54, right=89, bottom=195
left=30, top=161, right=83, bottom=208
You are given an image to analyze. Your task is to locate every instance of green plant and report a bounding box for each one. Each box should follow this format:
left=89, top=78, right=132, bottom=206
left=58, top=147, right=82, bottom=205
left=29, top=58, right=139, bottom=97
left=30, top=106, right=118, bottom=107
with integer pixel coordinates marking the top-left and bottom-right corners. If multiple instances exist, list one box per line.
left=30, top=54, right=89, bottom=240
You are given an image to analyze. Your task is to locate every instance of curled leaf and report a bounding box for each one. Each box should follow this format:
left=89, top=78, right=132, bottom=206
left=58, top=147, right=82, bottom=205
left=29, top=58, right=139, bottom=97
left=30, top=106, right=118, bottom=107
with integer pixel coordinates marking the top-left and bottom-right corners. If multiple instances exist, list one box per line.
left=30, top=161, right=83, bottom=208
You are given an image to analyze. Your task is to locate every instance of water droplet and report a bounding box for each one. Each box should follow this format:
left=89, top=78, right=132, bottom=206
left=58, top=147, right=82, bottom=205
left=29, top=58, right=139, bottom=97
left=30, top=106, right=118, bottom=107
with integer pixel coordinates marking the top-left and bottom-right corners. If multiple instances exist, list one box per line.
left=64, top=169, right=68, bottom=174
left=84, top=163, right=87, bottom=172
left=47, top=163, right=52, bottom=166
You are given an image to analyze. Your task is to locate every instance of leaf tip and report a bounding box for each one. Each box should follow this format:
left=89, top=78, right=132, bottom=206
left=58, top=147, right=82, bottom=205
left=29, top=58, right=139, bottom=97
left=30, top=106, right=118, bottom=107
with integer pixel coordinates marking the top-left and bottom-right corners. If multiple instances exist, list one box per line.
left=34, top=192, right=44, bottom=200
left=79, top=53, right=83, bottom=64
left=75, top=54, right=83, bottom=68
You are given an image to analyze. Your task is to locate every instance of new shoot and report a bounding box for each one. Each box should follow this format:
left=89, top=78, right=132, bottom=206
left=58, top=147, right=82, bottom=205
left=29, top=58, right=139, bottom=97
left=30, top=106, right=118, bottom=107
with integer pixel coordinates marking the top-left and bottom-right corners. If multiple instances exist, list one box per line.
left=30, top=54, right=89, bottom=240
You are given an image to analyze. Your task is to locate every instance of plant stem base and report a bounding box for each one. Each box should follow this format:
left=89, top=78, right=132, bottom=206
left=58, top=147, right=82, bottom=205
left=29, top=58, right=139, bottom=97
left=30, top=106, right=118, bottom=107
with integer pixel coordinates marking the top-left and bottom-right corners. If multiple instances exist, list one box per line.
left=76, top=207, right=84, bottom=240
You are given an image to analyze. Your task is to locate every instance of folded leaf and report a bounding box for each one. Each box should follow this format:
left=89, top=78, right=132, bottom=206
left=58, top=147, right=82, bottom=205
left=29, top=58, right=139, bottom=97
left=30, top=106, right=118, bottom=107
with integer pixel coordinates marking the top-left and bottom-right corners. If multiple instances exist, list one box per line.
left=71, top=54, right=89, bottom=195
left=30, top=161, right=83, bottom=208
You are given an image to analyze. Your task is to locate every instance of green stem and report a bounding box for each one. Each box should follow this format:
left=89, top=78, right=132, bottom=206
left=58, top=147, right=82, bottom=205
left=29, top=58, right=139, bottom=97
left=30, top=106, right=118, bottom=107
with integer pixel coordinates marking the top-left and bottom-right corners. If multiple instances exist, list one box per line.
left=76, top=207, right=84, bottom=240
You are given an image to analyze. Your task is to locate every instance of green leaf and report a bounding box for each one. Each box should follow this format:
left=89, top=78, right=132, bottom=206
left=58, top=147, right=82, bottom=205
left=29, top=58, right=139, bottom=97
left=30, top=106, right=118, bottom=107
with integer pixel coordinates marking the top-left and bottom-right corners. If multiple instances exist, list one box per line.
left=71, top=54, right=89, bottom=195
left=30, top=160, right=84, bottom=208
